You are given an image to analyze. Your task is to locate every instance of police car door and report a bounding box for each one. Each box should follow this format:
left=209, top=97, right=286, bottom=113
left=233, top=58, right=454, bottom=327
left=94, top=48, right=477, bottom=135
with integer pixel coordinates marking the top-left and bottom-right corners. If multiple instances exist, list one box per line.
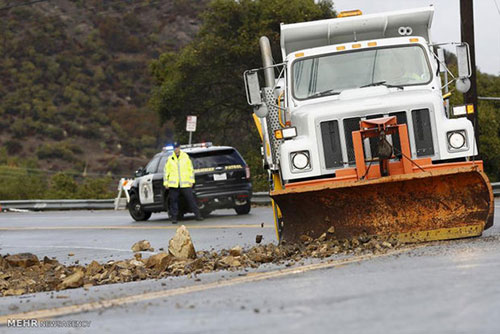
left=155, top=153, right=171, bottom=205
left=138, top=156, right=160, bottom=205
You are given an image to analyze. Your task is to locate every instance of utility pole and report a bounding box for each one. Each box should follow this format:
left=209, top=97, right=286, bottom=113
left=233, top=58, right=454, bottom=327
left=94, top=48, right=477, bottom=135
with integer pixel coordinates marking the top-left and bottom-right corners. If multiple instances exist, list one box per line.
left=460, top=0, right=480, bottom=149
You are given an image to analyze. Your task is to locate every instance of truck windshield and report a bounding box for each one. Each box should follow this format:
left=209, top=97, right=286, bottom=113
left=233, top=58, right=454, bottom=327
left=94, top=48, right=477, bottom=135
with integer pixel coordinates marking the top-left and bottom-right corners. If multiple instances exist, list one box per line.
left=293, top=45, right=432, bottom=100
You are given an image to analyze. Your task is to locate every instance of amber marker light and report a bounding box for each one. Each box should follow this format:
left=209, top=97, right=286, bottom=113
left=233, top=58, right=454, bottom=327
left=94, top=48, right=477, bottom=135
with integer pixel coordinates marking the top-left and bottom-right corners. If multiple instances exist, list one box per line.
left=466, top=104, right=474, bottom=114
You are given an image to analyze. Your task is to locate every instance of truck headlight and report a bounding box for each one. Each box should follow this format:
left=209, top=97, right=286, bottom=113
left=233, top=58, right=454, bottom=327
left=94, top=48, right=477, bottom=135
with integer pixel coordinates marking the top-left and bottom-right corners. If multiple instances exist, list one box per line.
left=447, top=131, right=467, bottom=150
left=291, top=151, right=310, bottom=171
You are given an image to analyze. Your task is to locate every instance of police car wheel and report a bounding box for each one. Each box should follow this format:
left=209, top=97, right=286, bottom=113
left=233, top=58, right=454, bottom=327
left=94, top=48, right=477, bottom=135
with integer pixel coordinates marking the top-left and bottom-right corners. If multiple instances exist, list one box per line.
left=128, top=196, right=152, bottom=221
left=234, top=202, right=251, bottom=215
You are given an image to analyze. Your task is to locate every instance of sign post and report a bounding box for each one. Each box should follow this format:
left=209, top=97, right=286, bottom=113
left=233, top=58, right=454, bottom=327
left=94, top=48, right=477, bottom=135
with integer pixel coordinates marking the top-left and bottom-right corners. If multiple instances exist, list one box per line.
left=186, top=115, right=197, bottom=146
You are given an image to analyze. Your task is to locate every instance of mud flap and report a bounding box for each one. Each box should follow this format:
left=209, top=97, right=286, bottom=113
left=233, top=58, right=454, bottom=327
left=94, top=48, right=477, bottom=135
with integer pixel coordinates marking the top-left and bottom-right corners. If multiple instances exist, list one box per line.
left=271, top=167, right=494, bottom=243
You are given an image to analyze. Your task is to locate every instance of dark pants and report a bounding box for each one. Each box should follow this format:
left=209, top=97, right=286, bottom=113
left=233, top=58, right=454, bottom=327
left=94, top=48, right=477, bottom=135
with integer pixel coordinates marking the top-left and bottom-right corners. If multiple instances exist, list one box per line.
left=168, top=187, right=200, bottom=220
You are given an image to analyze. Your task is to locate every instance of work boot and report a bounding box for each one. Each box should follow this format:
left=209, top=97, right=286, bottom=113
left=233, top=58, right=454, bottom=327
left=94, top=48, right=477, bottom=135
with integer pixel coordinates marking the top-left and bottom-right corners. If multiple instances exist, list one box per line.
left=195, top=216, right=204, bottom=221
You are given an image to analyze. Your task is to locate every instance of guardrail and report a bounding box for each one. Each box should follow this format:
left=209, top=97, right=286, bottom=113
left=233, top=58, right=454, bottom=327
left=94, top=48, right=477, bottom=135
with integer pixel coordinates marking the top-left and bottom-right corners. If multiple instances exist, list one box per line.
left=0, top=192, right=272, bottom=211
left=0, top=199, right=116, bottom=211
left=1, top=186, right=498, bottom=211
left=493, top=182, right=500, bottom=197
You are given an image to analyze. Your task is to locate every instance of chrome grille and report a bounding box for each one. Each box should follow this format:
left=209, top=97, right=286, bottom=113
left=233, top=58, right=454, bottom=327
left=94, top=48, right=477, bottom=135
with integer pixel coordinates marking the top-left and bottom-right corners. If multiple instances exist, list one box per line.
left=320, top=108, right=434, bottom=171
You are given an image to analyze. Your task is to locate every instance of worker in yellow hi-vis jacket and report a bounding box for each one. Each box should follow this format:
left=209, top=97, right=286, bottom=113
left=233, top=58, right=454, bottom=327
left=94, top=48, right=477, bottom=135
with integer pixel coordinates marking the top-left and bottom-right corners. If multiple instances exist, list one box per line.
left=164, top=142, right=203, bottom=224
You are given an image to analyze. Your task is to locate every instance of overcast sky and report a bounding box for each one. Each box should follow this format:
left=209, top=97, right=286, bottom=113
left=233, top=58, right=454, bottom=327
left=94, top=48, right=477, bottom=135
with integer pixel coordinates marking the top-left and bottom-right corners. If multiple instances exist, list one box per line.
left=330, top=0, right=500, bottom=75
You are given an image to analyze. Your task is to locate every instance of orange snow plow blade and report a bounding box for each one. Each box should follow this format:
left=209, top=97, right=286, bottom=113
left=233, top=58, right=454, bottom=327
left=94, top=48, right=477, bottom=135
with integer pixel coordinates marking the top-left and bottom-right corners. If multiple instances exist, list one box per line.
left=271, top=166, right=494, bottom=243
left=271, top=117, right=494, bottom=243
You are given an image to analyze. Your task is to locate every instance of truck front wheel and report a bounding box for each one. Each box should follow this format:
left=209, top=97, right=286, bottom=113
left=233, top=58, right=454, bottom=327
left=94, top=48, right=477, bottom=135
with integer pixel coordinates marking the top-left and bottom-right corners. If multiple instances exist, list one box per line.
left=128, top=196, right=152, bottom=221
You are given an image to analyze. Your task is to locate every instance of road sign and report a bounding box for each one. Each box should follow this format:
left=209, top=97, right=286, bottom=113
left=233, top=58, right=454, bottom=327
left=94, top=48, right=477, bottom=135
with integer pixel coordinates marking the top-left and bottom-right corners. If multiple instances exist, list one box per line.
left=186, top=116, right=197, bottom=132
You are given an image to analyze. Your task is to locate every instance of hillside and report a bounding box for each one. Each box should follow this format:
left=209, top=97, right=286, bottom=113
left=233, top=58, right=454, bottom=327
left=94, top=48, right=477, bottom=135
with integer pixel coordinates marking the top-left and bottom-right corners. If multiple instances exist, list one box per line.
left=0, top=0, right=208, bottom=179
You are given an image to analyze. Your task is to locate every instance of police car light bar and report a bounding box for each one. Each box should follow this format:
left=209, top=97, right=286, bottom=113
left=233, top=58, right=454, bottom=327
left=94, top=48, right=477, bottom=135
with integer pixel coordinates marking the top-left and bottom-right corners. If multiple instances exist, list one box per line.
left=181, top=142, right=213, bottom=149
left=162, top=145, right=174, bottom=151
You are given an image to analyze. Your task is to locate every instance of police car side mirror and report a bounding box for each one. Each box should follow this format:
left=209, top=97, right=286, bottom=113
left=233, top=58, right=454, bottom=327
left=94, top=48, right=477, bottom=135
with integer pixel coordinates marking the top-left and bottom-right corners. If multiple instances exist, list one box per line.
left=135, top=167, right=144, bottom=177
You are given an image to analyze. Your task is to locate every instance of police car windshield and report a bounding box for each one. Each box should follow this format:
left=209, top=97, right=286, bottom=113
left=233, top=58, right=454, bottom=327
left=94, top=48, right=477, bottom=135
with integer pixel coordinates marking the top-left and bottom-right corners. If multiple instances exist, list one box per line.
left=157, top=153, right=172, bottom=173
left=190, top=149, right=244, bottom=169
left=145, top=156, right=161, bottom=174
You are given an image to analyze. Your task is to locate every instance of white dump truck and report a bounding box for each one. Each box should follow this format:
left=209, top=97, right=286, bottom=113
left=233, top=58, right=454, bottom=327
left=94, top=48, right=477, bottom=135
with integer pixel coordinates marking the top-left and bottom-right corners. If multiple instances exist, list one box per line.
left=244, top=7, right=494, bottom=243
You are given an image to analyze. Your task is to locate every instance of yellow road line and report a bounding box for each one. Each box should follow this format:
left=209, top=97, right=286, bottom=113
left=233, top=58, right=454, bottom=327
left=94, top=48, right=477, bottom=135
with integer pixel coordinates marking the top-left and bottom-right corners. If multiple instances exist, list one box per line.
left=0, top=245, right=424, bottom=324
left=0, top=224, right=272, bottom=231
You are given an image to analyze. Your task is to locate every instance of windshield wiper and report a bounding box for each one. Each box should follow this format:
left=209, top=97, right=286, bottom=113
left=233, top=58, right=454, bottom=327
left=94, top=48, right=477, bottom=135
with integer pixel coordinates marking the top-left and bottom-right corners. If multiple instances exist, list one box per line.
left=308, top=89, right=341, bottom=98
left=360, top=81, right=404, bottom=90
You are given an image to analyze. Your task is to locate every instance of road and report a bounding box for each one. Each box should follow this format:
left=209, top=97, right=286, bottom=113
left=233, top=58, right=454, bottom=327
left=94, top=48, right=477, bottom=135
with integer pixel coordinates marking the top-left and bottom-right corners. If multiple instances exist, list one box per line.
left=0, top=201, right=500, bottom=333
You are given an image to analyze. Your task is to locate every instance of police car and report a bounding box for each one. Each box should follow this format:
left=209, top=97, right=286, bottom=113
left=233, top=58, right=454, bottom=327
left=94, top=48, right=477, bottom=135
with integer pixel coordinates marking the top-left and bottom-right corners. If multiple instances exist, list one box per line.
left=127, top=143, right=252, bottom=221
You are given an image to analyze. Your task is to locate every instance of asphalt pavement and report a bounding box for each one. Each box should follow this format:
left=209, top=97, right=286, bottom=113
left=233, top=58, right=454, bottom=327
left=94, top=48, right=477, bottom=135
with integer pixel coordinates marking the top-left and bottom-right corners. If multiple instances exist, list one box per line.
left=0, top=208, right=276, bottom=265
left=1, top=201, right=500, bottom=334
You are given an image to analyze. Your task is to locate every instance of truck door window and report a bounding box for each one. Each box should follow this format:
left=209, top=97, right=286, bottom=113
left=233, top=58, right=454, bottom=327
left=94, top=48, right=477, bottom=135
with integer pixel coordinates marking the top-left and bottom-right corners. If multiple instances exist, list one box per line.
left=293, top=45, right=432, bottom=100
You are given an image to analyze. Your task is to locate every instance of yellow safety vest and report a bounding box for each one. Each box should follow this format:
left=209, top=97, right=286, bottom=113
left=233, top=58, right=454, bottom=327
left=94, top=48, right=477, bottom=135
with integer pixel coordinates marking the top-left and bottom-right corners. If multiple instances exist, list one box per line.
left=163, top=151, right=195, bottom=188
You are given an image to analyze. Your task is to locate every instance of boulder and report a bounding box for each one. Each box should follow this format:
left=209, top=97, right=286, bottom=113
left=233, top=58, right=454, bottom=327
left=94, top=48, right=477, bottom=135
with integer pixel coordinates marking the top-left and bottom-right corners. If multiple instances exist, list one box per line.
left=86, top=260, right=103, bottom=276
left=3, top=288, right=26, bottom=296
left=145, top=253, right=171, bottom=271
left=5, top=253, right=39, bottom=268
left=131, top=240, right=153, bottom=252
left=43, top=256, right=59, bottom=265
left=59, top=270, right=84, bottom=289
left=129, top=259, right=145, bottom=267
left=219, top=256, right=241, bottom=267
left=168, top=225, right=197, bottom=260
left=229, top=246, right=242, bottom=257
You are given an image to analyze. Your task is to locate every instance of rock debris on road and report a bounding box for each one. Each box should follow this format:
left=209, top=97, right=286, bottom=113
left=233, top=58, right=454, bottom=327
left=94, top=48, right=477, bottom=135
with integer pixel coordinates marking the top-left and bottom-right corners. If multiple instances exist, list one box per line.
left=0, top=225, right=404, bottom=297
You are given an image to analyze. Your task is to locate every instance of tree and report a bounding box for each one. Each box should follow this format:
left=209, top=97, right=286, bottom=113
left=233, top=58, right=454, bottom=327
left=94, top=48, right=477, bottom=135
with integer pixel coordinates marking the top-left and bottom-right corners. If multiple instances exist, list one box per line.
left=150, top=0, right=335, bottom=153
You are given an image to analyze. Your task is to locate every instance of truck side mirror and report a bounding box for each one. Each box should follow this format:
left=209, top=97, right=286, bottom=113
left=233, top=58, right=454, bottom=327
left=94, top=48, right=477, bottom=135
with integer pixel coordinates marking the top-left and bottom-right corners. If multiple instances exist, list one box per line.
left=244, top=70, right=269, bottom=118
left=456, top=44, right=471, bottom=78
left=244, top=70, right=262, bottom=106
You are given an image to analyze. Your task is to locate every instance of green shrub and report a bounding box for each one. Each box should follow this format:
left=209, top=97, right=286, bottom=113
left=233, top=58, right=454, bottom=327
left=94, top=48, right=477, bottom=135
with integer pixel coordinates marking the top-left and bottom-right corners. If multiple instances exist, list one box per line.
left=243, top=150, right=268, bottom=192
left=37, top=143, right=76, bottom=162
left=46, top=173, right=79, bottom=199
left=43, top=125, right=65, bottom=140
left=5, top=139, right=23, bottom=155
left=77, top=177, right=114, bottom=199
left=0, top=166, right=47, bottom=200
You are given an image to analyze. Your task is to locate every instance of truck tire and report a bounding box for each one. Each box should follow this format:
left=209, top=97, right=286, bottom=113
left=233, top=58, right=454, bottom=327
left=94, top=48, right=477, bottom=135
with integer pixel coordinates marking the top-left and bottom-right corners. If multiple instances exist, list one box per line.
left=234, top=202, right=251, bottom=215
left=128, top=196, right=152, bottom=221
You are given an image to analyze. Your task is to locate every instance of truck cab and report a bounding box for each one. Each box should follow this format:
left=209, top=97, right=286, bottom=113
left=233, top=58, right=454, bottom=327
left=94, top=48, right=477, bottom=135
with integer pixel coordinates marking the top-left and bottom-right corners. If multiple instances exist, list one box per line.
left=246, top=6, right=475, bottom=184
